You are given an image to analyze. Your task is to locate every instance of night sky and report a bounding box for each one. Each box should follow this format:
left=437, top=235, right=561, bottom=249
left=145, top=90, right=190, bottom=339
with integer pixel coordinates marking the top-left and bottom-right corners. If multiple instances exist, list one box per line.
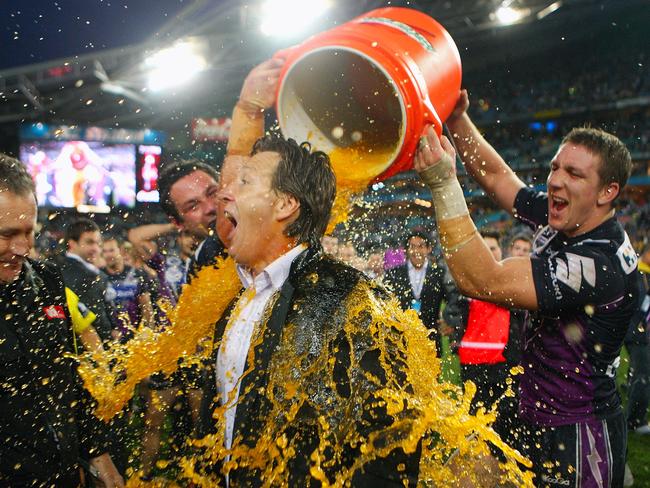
left=0, top=0, right=190, bottom=70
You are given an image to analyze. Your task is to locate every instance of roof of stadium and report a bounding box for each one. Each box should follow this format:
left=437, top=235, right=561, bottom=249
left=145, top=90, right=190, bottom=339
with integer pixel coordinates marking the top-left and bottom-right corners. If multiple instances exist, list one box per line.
left=0, top=0, right=647, bottom=148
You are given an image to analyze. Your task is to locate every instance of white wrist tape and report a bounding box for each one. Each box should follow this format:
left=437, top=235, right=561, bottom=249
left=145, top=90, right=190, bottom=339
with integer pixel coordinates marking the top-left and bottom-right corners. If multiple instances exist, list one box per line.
left=418, top=155, right=469, bottom=221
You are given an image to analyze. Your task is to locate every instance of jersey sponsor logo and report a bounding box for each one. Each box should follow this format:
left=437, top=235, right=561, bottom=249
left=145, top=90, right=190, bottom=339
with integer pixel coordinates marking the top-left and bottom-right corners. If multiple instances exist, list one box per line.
left=43, top=305, right=66, bottom=320
left=554, top=253, right=596, bottom=293
left=540, top=474, right=570, bottom=486
left=616, top=232, right=637, bottom=275
left=532, top=225, right=559, bottom=257
left=605, top=356, right=620, bottom=379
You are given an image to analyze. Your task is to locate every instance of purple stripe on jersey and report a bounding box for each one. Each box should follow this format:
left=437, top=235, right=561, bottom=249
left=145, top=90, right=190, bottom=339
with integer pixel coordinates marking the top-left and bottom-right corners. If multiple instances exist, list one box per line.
left=519, top=316, right=596, bottom=426
left=595, top=295, right=624, bottom=313
left=577, top=419, right=612, bottom=488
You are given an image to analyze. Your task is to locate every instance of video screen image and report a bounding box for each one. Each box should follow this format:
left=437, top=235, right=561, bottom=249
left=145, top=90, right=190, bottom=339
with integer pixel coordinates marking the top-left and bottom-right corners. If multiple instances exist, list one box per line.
left=19, top=140, right=137, bottom=208
left=136, top=144, right=162, bottom=203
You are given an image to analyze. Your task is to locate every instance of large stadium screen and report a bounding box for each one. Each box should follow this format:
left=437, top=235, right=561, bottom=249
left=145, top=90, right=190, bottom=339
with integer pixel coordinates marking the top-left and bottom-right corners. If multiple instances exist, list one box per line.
left=136, top=144, right=162, bottom=203
left=19, top=140, right=137, bottom=208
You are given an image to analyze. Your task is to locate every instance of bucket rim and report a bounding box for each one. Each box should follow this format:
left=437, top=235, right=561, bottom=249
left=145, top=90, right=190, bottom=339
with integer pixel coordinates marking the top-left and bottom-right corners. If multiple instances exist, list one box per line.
left=277, top=44, right=407, bottom=175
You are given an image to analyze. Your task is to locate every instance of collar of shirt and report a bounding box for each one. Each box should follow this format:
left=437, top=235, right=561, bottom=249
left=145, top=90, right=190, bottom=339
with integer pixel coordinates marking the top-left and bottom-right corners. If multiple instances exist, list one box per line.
left=236, top=244, right=306, bottom=294
left=406, top=259, right=428, bottom=279
left=406, top=259, right=428, bottom=299
left=65, top=252, right=100, bottom=275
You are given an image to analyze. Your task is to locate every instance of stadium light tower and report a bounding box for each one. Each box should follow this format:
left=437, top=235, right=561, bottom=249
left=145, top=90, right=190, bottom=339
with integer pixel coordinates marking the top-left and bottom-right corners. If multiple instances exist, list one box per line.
left=260, top=0, right=330, bottom=38
left=145, top=39, right=208, bottom=92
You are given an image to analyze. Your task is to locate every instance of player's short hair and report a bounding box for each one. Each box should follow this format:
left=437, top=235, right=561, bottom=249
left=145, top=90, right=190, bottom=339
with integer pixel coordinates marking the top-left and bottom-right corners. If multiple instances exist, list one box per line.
left=510, top=233, right=532, bottom=247
left=0, top=153, right=35, bottom=197
left=562, top=127, right=632, bottom=201
left=404, top=229, right=432, bottom=248
left=65, top=218, right=100, bottom=243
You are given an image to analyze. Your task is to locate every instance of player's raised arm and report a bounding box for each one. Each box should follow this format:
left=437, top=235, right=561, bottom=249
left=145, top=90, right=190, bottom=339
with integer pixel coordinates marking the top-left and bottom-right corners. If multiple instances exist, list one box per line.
left=446, top=89, right=525, bottom=215
left=415, top=126, right=538, bottom=310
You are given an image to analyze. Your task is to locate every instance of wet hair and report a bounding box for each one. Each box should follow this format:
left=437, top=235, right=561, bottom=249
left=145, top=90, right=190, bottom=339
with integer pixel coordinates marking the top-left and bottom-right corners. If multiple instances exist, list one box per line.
left=65, top=218, right=100, bottom=244
left=405, top=229, right=432, bottom=248
left=561, top=127, right=632, bottom=200
left=0, top=153, right=35, bottom=197
left=158, top=160, right=220, bottom=222
left=251, top=135, right=336, bottom=247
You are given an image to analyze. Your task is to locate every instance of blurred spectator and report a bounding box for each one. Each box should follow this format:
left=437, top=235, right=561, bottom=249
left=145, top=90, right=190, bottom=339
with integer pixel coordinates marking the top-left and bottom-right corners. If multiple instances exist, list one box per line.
left=384, top=230, right=451, bottom=355
left=102, top=236, right=155, bottom=341
left=51, top=218, right=115, bottom=345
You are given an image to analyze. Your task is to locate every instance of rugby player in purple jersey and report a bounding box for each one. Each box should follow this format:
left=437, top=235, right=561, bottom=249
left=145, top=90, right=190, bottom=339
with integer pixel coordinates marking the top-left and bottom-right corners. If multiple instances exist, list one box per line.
left=415, top=89, right=638, bottom=487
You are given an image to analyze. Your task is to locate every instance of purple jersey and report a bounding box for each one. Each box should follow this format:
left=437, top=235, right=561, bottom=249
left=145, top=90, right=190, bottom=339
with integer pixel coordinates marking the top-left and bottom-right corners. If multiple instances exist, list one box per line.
left=514, top=187, right=639, bottom=426
left=104, top=265, right=153, bottom=335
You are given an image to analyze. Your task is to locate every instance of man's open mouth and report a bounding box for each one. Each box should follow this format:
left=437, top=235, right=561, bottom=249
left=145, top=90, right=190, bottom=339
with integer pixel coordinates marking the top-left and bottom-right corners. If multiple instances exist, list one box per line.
left=224, top=210, right=238, bottom=228
left=551, top=195, right=568, bottom=212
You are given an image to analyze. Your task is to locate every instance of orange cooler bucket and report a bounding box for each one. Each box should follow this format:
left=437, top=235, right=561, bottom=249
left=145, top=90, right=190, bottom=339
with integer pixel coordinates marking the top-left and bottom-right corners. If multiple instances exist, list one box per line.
left=276, top=7, right=462, bottom=182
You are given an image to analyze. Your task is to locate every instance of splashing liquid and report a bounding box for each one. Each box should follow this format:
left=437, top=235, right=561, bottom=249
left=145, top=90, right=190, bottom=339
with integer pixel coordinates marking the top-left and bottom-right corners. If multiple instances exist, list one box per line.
left=77, top=145, right=534, bottom=486
left=76, top=257, right=241, bottom=421
left=326, top=141, right=394, bottom=233
left=175, top=281, right=533, bottom=487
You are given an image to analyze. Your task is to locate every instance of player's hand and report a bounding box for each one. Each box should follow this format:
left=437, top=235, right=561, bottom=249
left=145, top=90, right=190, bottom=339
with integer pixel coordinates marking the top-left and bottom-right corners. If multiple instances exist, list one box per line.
left=89, top=453, right=125, bottom=488
left=238, top=58, right=286, bottom=110
left=447, top=89, right=470, bottom=123
left=414, top=126, right=457, bottom=177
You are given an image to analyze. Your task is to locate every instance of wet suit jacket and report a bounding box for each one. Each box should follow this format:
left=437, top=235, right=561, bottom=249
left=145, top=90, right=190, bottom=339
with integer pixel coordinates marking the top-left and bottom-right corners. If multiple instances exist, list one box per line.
left=199, top=247, right=420, bottom=487
left=0, top=260, right=109, bottom=486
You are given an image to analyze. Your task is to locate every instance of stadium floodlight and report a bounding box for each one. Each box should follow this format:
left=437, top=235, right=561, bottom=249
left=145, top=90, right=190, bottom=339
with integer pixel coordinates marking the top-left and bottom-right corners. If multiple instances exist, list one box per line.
left=145, top=40, right=207, bottom=92
left=260, top=0, right=330, bottom=37
left=495, top=6, right=525, bottom=25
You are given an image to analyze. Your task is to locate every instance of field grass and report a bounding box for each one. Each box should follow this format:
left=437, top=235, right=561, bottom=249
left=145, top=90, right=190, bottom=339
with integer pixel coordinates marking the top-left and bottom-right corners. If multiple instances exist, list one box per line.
left=439, top=337, right=650, bottom=487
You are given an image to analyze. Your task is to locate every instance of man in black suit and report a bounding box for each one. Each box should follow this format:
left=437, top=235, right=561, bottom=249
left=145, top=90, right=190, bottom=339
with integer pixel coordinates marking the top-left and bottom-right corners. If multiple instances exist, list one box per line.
left=197, top=135, right=420, bottom=486
left=384, top=230, right=451, bottom=355
left=52, top=217, right=115, bottom=344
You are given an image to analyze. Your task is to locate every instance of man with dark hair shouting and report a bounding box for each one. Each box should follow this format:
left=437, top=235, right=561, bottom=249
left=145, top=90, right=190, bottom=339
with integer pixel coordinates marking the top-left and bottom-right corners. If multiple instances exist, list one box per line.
left=195, top=135, right=420, bottom=486
left=415, top=90, right=638, bottom=487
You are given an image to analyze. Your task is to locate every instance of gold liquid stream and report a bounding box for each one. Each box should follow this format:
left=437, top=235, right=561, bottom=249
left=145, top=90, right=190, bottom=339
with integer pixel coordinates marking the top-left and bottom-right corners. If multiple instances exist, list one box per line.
left=78, top=143, right=534, bottom=486
left=175, top=281, right=533, bottom=487
left=76, top=256, right=241, bottom=421
left=326, top=142, right=394, bottom=233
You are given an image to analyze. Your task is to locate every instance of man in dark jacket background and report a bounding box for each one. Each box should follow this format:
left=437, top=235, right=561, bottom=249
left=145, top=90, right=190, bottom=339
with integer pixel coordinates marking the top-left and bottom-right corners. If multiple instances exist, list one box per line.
left=384, top=229, right=451, bottom=355
left=52, top=217, right=116, bottom=343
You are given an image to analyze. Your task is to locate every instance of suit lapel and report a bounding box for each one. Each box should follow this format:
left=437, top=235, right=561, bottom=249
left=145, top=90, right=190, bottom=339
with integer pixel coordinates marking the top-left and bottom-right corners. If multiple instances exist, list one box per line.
left=400, top=265, right=416, bottom=302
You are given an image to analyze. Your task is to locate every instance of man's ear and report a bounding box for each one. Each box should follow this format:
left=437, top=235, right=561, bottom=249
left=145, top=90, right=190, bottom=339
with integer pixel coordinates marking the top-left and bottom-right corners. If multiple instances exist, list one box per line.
left=598, top=182, right=619, bottom=207
left=275, top=194, right=300, bottom=223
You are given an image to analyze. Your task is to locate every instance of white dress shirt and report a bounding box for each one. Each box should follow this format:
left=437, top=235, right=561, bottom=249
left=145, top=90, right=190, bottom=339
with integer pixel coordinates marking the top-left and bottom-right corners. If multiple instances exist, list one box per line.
left=216, top=244, right=305, bottom=451
left=406, top=259, right=428, bottom=300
